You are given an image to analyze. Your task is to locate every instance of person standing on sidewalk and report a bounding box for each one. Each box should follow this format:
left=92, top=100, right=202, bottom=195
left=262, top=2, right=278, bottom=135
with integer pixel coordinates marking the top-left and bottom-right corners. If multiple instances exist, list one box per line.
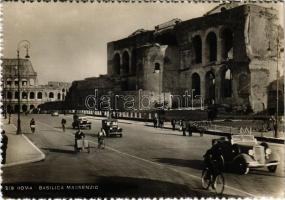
left=30, top=118, right=36, bottom=134
left=61, top=118, right=67, bottom=132
left=171, top=119, right=176, bottom=130
left=182, top=119, right=187, bottom=136
left=1, top=130, right=8, bottom=164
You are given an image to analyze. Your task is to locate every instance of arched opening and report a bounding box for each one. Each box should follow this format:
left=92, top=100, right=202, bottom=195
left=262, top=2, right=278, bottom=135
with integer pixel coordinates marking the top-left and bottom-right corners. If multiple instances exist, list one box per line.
left=37, top=92, right=42, bottom=99
left=113, top=53, right=121, bottom=75
left=122, top=51, right=130, bottom=75
left=192, top=73, right=201, bottom=96
left=22, top=79, right=28, bottom=86
left=22, top=104, right=27, bottom=112
left=205, top=71, right=215, bottom=104
left=49, top=92, right=54, bottom=98
left=15, top=91, right=19, bottom=99
left=14, top=105, right=19, bottom=113
left=206, top=32, right=217, bottom=62
left=57, top=93, right=61, bottom=100
left=29, top=92, right=35, bottom=99
left=192, top=35, right=202, bottom=64
left=221, top=28, right=233, bottom=60
left=7, top=91, right=12, bottom=99
left=6, top=78, right=12, bottom=86
left=30, top=105, right=35, bottom=110
left=131, top=49, right=137, bottom=75
left=14, top=78, right=19, bottom=86
left=22, top=92, right=28, bottom=99
left=222, top=68, right=232, bottom=98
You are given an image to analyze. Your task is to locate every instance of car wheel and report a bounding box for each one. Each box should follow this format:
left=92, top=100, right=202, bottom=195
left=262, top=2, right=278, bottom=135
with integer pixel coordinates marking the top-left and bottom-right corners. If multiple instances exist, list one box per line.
left=235, top=157, right=249, bottom=175
left=268, top=165, right=277, bottom=173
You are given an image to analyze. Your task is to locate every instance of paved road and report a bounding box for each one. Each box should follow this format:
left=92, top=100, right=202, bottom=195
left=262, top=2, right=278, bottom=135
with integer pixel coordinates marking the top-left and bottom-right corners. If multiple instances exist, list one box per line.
left=2, top=114, right=285, bottom=198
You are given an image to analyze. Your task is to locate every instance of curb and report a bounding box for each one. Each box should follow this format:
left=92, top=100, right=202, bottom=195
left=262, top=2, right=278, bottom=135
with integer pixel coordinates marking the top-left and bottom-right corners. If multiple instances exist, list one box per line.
left=2, top=125, right=46, bottom=168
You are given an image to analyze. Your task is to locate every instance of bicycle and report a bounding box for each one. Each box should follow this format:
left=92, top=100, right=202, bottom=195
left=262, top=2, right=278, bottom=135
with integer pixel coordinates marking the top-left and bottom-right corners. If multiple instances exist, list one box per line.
left=98, top=137, right=105, bottom=149
left=201, top=161, right=225, bottom=195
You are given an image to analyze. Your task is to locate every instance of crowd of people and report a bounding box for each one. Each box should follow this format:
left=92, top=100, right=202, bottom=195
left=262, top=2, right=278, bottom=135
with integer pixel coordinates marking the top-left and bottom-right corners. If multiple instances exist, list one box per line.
left=153, top=116, right=199, bottom=136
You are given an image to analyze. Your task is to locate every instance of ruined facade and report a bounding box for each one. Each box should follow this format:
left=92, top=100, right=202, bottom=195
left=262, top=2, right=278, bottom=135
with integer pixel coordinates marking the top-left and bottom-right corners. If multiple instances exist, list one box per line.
left=2, top=58, right=71, bottom=113
left=106, top=4, right=284, bottom=113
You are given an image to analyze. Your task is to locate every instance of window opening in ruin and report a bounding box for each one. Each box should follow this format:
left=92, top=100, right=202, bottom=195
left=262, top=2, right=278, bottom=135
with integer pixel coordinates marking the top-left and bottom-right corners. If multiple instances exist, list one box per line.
left=221, top=28, right=233, bottom=60
left=122, top=51, right=130, bottom=75
left=191, top=73, right=201, bottom=96
left=57, top=93, right=61, bottom=100
left=205, top=71, right=215, bottom=104
left=206, top=32, right=217, bottom=62
left=29, top=92, right=35, bottom=99
left=223, top=68, right=232, bottom=97
left=192, top=35, right=202, bottom=64
left=113, top=53, right=121, bottom=75
left=37, top=92, right=42, bottom=99
left=49, top=92, right=54, bottom=98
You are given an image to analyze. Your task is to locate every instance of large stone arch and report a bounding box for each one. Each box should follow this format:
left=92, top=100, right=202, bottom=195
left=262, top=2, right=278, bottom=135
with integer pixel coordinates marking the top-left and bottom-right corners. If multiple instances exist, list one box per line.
left=113, top=53, right=121, bottom=75
left=192, top=35, right=202, bottom=64
left=205, top=70, right=216, bottom=104
left=191, top=72, right=201, bottom=96
left=122, top=50, right=130, bottom=75
left=205, top=31, right=218, bottom=63
left=220, top=27, right=234, bottom=60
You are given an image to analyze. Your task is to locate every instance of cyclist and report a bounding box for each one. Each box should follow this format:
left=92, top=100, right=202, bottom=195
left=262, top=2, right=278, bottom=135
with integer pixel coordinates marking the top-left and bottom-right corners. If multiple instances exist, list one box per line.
left=30, top=118, right=36, bottom=133
left=61, top=118, right=67, bottom=132
left=98, top=128, right=106, bottom=149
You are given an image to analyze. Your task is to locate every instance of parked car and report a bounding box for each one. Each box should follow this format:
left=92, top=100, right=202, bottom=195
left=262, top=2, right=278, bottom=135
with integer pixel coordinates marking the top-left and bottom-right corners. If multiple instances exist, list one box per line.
left=72, top=116, right=92, bottom=129
left=102, top=118, right=122, bottom=137
left=51, top=111, right=59, bottom=116
left=204, top=135, right=279, bottom=174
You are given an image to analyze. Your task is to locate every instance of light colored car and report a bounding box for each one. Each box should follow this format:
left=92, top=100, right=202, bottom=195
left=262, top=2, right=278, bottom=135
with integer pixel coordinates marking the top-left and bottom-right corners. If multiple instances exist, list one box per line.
left=205, top=135, right=279, bottom=174
left=51, top=111, right=59, bottom=116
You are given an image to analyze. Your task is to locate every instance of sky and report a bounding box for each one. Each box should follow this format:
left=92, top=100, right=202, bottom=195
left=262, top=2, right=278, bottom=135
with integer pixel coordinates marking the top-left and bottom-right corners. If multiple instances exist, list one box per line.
left=3, top=2, right=284, bottom=84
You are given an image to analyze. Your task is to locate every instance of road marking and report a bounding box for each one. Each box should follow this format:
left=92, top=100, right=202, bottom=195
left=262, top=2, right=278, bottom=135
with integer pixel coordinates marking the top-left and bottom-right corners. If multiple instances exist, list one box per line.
left=36, top=118, right=256, bottom=197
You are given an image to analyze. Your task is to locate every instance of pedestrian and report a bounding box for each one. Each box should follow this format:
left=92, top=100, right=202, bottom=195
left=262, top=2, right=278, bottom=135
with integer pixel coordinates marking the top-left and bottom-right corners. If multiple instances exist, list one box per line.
left=171, top=119, right=176, bottom=130
left=182, top=119, right=187, bottom=136
left=153, top=116, right=158, bottom=128
left=74, top=129, right=84, bottom=152
left=30, top=118, right=36, bottom=133
left=98, top=128, right=106, bottom=149
left=159, top=118, right=164, bottom=128
left=61, top=118, right=67, bottom=132
left=1, top=130, right=8, bottom=164
left=188, top=121, right=193, bottom=136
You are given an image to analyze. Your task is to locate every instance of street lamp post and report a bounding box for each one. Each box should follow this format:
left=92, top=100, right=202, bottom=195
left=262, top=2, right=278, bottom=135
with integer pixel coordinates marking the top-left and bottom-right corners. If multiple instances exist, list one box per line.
left=275, top=36, right=279, bottom=138
left=16, top=40, right=31, bottom=135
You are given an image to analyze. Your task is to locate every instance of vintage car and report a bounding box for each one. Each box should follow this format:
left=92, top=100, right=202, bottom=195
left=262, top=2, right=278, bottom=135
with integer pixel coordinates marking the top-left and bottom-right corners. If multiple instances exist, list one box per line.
left=204, top=135, right=279, bottom=174
left=102, top=118, right=122, bottom=137
left=72, top=116, right=92, bottom=129
left=51, top=111, right=59, bottom=116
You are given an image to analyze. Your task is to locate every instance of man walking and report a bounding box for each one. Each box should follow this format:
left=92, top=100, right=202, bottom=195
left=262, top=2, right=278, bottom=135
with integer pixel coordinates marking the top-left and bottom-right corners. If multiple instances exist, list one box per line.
left=61, top=118, right=67, bottom=132
left=1, top=130, right=8, bottom=164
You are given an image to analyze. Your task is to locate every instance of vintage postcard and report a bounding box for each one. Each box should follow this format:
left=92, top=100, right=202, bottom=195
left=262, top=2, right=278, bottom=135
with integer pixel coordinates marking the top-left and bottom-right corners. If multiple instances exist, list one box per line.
left=1, top=1, right=284, bottom=198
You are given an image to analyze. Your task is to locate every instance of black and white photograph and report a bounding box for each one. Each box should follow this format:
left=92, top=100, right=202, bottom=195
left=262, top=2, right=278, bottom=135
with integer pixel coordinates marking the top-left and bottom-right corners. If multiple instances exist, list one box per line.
left=1, top=1, right=284, bottom=198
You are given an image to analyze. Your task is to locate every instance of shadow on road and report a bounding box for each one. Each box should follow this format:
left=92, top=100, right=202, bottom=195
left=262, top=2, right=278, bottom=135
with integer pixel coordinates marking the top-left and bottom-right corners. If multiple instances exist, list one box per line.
left=154, top=158, right=204, bottom=170
left=42, top=147, right=76, bottom=154
left=2, top=176, right=241, bottom=198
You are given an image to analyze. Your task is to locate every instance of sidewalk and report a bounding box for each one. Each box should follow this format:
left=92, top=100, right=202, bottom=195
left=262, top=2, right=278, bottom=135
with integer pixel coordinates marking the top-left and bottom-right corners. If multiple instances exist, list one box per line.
left=1, top=120, right=45, bottom=168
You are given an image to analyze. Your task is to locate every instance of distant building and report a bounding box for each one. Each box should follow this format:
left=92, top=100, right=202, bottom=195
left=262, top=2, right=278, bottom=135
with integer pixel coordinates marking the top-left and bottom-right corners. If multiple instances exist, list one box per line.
left=66, top=4, right=284, bottom=113
left=2, top=58, right=71, bottom=113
